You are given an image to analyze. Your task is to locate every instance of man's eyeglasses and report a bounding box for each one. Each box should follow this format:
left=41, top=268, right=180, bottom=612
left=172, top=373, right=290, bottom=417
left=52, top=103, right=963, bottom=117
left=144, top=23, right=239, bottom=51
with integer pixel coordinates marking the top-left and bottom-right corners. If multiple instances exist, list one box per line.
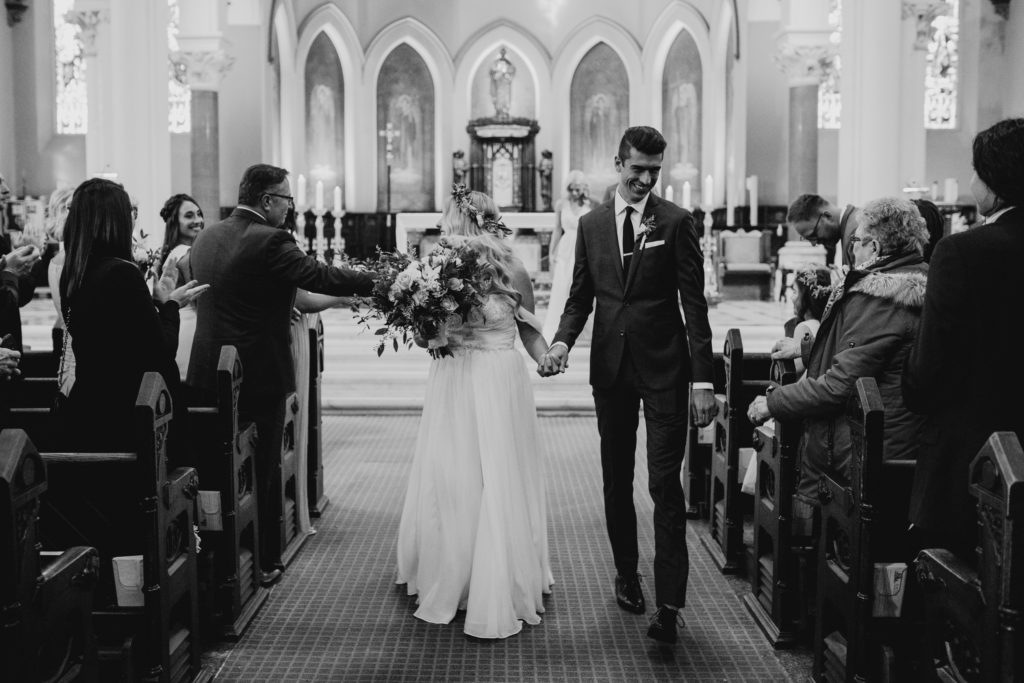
left=264, top=192, right=295, bottom=207
left=805, top=213, right=827, bottom=245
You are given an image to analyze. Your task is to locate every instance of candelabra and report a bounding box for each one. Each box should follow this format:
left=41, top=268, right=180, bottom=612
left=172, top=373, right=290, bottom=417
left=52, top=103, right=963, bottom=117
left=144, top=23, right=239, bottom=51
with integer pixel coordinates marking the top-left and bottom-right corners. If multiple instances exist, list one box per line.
left=702, top=210, right=722, bottom=305
left=333, top=210, right=346, bottom=267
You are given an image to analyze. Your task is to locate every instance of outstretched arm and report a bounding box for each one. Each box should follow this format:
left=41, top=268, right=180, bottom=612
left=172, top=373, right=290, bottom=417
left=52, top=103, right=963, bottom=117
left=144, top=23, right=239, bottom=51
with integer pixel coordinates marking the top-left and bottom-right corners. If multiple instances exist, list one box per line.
left=511, top=259, right=548, bottom=364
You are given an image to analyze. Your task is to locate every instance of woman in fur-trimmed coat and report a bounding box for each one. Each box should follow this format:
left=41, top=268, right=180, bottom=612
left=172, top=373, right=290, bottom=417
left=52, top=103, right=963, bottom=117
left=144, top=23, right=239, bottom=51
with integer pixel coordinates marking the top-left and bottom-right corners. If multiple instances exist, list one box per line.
left=748, top=197, right=930, bottom=505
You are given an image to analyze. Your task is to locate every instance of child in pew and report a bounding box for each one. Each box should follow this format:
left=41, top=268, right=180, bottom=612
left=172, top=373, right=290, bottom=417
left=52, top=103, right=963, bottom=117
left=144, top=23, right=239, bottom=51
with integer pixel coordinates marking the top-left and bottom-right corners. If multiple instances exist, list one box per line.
left=741, top=265, right=832, bottom=497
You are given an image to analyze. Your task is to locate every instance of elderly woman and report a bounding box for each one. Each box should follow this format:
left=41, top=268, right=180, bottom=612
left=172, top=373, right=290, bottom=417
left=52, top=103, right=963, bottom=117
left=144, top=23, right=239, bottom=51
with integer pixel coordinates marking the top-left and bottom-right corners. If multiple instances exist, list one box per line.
left=748, top=197, right=929, bottom=517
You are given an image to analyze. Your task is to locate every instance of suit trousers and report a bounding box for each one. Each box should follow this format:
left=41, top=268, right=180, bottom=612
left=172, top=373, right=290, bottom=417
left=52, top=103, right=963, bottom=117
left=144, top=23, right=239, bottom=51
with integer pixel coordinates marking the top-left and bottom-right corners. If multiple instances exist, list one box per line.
left=240, top=391, right=287, bottom=573
left=592, top=343, right=690, bottom=608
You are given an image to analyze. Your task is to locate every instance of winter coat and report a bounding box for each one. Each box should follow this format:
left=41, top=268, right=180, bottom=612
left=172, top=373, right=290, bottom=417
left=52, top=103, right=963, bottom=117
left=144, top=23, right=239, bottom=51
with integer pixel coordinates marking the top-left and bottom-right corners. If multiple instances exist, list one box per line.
left=767, top=252, right=929, bottom=500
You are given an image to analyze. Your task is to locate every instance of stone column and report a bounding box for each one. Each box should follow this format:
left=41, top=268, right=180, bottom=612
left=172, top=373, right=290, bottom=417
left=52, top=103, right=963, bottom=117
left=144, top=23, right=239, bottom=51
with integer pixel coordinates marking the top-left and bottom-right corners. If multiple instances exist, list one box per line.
left=67, top=5, right=111, bottom=177
left=173, top=48, right=234, bottom=220
left=900, top=1, right=947, bottom=194
left=838, top=0, right=904, bottom=205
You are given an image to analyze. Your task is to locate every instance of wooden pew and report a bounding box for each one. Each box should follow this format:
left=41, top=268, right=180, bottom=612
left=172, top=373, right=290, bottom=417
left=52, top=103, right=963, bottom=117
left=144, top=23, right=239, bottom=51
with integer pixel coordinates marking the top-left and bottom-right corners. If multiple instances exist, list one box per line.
left=915, top=432, right=1024, bottom=682
left=812, top=377, right=915, bottom=683
left=185, top=346, right=268, bottom=641
left=307, top=316, right=329, bottom=518
left=701, top=328, right=772, bottom=573
left=39, top=372, right=212, bottom=683
left=268, top=393, right=311, bottom=569
left=3, top=342, right=61, bottom=451
left=0, top=428, right=100, bottom=683
left=683, top=349, right=772, bottom=520
left=742, top=358, right=808, bottom=648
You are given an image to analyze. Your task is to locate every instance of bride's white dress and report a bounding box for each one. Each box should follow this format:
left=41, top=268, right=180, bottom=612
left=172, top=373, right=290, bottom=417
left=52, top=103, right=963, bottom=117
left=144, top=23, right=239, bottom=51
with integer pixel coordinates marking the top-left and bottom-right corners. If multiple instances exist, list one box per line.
left=396, top=293, right=553, bottom=639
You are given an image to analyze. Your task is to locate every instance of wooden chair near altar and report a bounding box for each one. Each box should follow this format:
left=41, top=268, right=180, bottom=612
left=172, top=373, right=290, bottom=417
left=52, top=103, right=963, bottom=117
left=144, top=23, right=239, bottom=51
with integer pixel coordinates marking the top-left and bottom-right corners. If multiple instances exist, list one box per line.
left=0, top=428, right=100, bottom=683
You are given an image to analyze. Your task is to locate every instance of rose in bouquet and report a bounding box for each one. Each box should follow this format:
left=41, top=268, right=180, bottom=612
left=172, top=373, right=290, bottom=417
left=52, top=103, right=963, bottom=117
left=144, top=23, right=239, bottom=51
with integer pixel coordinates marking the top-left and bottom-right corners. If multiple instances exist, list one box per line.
left=358, top=236, right=485, bottom=357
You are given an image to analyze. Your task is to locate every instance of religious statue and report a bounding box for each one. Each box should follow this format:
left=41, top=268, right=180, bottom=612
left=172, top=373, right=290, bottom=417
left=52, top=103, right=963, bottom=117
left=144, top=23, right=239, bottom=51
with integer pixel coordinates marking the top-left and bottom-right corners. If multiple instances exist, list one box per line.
left=452, top=150, right=468, bottom=186
left=489, top=48, right=516, bottom=119
left=538, top=150, right=554, bottom=212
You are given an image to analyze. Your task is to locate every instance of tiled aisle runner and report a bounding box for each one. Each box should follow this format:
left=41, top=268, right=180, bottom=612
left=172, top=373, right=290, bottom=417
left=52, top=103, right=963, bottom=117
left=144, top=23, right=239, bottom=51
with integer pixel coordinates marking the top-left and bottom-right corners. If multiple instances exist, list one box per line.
left=213, top=415, right=793, bottom=682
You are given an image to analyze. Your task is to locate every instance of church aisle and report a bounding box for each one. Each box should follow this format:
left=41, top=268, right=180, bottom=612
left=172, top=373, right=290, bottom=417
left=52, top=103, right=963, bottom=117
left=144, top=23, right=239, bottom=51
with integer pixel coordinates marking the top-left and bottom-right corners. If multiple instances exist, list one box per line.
left=211, top=415, right=795, bottom=682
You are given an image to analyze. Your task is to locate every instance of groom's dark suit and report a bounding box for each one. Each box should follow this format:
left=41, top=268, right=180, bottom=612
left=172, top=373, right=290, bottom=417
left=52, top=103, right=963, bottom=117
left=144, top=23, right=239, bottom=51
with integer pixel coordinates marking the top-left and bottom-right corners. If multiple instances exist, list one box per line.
left=553, top=191, right=713, bottom=608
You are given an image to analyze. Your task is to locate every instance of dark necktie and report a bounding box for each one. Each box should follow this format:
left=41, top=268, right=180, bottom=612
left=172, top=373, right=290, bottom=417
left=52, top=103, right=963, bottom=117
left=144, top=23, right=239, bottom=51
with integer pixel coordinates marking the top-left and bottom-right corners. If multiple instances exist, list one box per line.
left=621, top=206, right=635, bottom=277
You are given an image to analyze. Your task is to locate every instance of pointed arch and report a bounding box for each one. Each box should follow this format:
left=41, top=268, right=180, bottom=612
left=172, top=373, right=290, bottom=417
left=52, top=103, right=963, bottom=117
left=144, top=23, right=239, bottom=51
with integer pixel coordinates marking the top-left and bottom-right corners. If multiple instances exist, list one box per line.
left=552, top=18, right=644, bottom=195
left=295, top=5, right=363, bottom=206
left=364, top=18, right=453, bottom=210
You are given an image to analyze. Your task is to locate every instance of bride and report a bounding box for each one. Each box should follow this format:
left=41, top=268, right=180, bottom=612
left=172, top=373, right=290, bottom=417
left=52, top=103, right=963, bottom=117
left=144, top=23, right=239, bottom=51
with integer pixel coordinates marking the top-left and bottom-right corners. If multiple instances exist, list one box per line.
left=396, top=186, right=554, bottom=639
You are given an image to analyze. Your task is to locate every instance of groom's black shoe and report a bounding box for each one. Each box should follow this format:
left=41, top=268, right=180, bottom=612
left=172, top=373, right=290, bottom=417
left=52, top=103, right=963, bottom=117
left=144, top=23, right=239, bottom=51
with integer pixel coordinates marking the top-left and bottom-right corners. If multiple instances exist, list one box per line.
left=614, top=574, right=646, bottom=614
left=646, top=606, right=679, bottom=644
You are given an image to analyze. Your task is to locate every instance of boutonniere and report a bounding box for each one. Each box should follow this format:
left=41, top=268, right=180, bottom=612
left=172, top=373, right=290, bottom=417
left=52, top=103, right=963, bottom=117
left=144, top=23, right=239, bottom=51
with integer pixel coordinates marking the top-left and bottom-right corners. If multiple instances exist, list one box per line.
left=638, top=215, right=657, bottom=242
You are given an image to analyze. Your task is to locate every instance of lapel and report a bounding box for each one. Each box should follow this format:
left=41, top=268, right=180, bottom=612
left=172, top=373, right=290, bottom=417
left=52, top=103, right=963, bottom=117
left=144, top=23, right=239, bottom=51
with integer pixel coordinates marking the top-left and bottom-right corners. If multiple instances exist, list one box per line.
left=597, top=202, right=626, bottom=291
left=623, top=194, right=658, bottom=297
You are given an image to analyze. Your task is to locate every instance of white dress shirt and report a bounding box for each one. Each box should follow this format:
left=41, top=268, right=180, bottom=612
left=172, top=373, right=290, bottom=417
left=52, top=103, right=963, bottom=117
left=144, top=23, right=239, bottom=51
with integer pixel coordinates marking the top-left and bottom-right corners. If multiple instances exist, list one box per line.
left=983, top=206, right=1013, bottom=225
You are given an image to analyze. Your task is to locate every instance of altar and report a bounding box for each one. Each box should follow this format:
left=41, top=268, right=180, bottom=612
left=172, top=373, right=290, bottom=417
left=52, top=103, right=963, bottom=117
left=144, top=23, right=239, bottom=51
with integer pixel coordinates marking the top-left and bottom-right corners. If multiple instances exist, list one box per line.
left=395, top=212, right=556, bottom=280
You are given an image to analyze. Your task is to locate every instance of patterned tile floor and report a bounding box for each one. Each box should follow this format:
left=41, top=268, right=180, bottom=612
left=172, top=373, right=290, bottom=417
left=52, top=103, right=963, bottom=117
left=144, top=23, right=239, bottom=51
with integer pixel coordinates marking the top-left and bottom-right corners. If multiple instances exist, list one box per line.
left=211, top=415, right=806, bottom=682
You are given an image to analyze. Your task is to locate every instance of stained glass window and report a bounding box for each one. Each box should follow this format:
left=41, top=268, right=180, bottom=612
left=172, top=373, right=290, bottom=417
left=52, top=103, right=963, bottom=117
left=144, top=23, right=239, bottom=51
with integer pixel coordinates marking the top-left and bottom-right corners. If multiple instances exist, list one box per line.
left=54, top=0, right=87, bottom=134
left=168, top=0, right=191, bottom=133
left=818, top=0, right=842, bottom=130
left=925, top=0, right=958, bottom=129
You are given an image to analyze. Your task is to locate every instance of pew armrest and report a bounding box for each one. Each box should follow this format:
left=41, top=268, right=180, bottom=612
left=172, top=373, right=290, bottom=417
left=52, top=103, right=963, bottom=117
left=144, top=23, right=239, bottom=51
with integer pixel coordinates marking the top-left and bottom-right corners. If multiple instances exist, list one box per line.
left=42, top=452, right=138, bottom=464
left=39, top=546, right=99, bottom=584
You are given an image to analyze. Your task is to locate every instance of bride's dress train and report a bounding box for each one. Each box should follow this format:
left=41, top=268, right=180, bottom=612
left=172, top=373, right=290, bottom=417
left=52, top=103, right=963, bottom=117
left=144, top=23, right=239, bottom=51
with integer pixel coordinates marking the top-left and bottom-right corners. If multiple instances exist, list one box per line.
left=396, top=294, right=553, bottom=639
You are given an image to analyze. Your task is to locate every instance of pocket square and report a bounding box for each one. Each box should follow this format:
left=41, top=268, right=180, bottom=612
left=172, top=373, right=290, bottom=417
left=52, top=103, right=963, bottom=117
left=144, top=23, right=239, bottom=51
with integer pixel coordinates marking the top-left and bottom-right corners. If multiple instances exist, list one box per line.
left=643, top=240, right=665, bottom=249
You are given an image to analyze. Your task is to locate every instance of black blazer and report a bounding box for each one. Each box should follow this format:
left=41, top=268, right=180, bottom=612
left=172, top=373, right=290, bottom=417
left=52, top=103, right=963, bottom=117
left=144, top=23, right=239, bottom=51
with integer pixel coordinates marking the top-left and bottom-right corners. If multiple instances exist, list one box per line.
left=553, top=193, right=714, bottom=391
left=903, top=207, right=1024, bottom=551
left=62, top=256, right=181, bottom=450
left=187, top=209, right=373, bottom=401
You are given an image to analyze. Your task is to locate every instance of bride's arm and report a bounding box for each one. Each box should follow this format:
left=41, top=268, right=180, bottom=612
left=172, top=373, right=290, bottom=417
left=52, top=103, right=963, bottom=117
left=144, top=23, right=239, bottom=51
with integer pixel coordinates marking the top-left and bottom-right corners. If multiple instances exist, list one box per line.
left=510, top=258, right=548, bottom=364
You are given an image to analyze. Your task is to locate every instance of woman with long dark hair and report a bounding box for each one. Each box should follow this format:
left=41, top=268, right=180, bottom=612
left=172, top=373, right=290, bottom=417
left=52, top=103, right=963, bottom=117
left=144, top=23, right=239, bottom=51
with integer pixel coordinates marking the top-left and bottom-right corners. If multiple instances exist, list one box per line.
left=59, top=178, right=207, bottom=450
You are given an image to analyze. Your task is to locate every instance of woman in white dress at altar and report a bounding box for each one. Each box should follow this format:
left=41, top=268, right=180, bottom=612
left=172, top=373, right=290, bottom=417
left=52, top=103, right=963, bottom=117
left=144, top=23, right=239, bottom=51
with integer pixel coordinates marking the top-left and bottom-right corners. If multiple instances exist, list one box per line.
left=542, top=171, right=593, bottom=341
left=396, top=187, right=553, bottom=640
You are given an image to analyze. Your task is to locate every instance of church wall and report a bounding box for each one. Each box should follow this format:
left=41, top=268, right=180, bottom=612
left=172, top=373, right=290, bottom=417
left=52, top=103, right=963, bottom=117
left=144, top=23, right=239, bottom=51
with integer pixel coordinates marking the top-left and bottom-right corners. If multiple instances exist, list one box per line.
left=0, top=23, right=16, bottom=182
left=743, top=19, right=788, bottom=206
left=219, top=22, right=266, bottom=208
left=170, top=133, right=191, bottom=196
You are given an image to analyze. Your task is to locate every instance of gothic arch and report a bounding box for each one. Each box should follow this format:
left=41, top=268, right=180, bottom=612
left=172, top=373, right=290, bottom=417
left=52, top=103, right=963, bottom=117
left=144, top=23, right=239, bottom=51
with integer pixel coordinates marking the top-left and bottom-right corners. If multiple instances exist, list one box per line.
left=364, top=18, right=453, bottom=210
left=552, top=18, right=644, bottom=194
left=295, top=5, right=363, bottom=205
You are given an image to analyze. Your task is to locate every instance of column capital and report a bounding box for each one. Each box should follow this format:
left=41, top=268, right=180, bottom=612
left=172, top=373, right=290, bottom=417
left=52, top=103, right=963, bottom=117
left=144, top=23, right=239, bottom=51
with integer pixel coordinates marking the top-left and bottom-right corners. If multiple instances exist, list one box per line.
left=774, top=38, right=838, bottom=86
left=171, top=47, right=235, bottom=91
left=902, top=1, right=950, bottom=50
left=65, top=9, right=109, bottom=57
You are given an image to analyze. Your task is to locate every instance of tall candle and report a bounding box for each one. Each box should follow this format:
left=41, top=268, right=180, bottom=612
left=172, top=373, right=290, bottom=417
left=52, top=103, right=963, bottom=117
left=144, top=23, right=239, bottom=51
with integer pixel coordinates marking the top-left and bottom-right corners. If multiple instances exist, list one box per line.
left=746, top=175, right=759, bottom=226
left=703, top=174, right=714, bottom=208
left=333, top=186, right=342, bottom=215
left=681, top=181, right=692, bottom=210
left=665, top=185, right=675, bottom=204
left=297, top=174, right=307, bottom=209
left=315, top=180, right=324, bottom=212
left=943, top=177, right=958, bottom=204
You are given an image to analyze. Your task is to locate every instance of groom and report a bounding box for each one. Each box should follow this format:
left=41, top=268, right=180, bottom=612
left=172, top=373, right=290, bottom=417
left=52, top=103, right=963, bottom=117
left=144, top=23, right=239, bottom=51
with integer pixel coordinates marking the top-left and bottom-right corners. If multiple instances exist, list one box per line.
left=540, top=126, right=716, bottom=644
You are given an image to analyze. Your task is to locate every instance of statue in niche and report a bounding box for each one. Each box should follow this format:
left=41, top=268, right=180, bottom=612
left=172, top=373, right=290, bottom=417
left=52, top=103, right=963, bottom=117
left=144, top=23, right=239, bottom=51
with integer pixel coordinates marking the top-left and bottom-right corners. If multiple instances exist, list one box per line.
left=389, top=93, right=422, bottom=176
left=668, top=82, right=699, bottom=186
left=489, top=48, right=516, bottom=119
left=584, top=92, right=618, bottom=174
left=538, top=150, right=554, bottom=211
left=452, top=150, right=468, bottom=185
left=309, top=83, right=339, bottom=184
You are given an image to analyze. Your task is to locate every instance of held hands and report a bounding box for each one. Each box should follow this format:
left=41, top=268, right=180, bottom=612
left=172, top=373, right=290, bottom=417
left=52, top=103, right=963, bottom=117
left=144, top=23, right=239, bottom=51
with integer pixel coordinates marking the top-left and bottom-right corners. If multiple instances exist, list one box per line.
left=0, top=347, right=22, bottom=380
left=691, top=388, right=717, bottom=427
left=770, top=337, right=801, bottom=360
left=536, top=344, right=568, bottom=377
left=747, top=395, right=771, bottom=426
left=3, top=245, right=40, bottom=278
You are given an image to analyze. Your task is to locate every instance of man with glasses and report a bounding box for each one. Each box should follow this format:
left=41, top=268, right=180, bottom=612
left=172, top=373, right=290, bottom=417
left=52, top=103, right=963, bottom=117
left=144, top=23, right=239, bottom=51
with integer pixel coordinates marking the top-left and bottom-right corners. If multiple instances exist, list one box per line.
left=786, top=193, right=859, bottom=268
left=188, top=163, right=373, bottom=585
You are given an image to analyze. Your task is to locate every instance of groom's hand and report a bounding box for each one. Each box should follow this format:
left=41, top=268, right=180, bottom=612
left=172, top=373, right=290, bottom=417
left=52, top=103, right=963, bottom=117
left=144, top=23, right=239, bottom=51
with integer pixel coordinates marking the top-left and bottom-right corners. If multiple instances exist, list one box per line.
left=690, top=388, right=717, bottom=427
left=537, top=344, right=569, bottom=377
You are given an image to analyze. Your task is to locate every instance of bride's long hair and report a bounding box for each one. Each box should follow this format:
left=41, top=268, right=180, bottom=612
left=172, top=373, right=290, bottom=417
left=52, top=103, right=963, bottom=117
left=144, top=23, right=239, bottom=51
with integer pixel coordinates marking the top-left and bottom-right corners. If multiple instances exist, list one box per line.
left=442, top=185, right=521, bottom=307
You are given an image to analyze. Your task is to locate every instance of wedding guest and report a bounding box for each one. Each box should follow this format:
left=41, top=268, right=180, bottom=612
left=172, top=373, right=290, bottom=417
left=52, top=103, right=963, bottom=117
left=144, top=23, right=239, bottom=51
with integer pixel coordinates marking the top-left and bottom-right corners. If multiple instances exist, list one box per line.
left=903, top=118, right=1024, bottom=558
left=542, top=170, right=593, bottom=341
left=786, top=265, right=832, bottom=376
left=58, top=178, right=206, bottom=452
left=910, top=197, right=945, bottom=262
left=787, top=193, right=860, bottom=267
left=188, top=163, right=373, bottom=583
left=46, top=186, right=76, bottom=397
left=0, top=173, right=42, bottom=351
left=156, top=193, right=204, bottom=380
left=748, top=197, right=929, bottom=527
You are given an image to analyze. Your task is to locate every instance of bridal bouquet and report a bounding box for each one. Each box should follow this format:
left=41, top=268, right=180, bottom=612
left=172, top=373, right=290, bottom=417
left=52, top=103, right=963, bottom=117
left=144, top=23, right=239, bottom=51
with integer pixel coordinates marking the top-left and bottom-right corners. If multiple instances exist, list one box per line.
left=357, top=237, right=485, bottom=357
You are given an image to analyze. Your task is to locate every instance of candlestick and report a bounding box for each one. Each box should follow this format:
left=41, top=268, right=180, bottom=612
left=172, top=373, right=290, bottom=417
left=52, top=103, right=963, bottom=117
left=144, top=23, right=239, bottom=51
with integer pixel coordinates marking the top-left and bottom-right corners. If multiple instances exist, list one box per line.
left=746, top=175, right=759, bottom=226
left=315, top=180, right=324, bottom=212
left=665, top=185, right=674, bottom=205
left=297, top=174, right=307, bottom=209
left=943, top=177, right=958, bottom=204
left=681, top=181, right=692, bottom=211
left=333, top=185, right=342, bottom=215
left=703, top=174, right=714, bottom=208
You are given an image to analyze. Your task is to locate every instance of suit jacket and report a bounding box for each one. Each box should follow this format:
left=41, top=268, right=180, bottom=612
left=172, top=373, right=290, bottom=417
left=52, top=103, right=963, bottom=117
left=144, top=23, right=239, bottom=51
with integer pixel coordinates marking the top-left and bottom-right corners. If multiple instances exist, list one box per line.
left=188, top=208, right=374, bottom=401
left=553, top=193, right=714, bottom=391
left=903, top=206, right=1024, bottom=551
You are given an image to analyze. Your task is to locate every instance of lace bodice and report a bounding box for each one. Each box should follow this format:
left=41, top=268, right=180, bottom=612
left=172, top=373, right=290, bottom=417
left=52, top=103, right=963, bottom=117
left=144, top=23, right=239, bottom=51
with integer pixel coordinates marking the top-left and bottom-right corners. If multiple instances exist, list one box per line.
left=446, top=294, right=518, bottom=353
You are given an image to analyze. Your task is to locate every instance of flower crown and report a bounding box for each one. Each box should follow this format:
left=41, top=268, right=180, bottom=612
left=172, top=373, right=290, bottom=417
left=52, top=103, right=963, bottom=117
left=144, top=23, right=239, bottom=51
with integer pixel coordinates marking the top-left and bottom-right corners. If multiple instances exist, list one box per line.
left=450, top=184, right=512, bottom=238
left=794, top=265, right=833, bottom=300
